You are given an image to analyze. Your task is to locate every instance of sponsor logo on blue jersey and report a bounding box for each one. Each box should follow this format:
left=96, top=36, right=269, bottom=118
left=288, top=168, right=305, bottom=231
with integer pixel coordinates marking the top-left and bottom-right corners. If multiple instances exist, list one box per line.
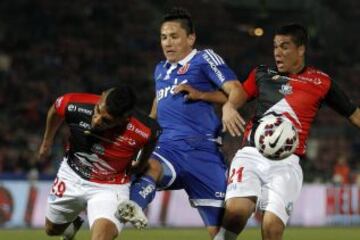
left=156, top=78, right=188, bottom=102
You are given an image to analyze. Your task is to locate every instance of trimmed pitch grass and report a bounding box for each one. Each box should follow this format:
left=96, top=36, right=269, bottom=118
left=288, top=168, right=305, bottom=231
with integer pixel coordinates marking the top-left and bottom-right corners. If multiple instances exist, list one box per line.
left=1, top=227, right=360, bottom=239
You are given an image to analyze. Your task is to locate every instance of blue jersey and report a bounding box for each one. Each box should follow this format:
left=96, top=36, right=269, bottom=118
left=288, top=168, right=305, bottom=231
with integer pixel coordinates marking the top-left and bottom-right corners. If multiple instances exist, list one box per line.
left=154, top=49, right=237, bottom=142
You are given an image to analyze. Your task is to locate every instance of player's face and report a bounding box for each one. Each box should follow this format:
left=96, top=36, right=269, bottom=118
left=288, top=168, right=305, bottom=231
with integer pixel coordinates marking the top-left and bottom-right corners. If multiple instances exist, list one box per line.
left=160, top=21, right=195, bottom=63
left=273, top=35, right=305, bottom=74
left=91, top=93, right=124, bottom=131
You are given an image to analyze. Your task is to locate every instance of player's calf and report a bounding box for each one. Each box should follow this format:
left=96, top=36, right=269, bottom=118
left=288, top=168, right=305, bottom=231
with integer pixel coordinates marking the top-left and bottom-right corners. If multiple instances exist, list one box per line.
left=130, top=175, right=157, bottom=209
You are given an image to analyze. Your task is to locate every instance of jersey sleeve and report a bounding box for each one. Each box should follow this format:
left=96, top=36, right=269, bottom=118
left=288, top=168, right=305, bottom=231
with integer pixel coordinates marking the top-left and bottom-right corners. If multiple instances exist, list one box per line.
left=200, top=49, right=238, bottom=87
left=133, top=111, right=162, bottom=144
left=242, top=68, right=259, bottom=100
left=53, top=93, right=99, bottom=118
left=324, top=79, right=357, bottom=118
left=53, top=94, right=72, bottom=118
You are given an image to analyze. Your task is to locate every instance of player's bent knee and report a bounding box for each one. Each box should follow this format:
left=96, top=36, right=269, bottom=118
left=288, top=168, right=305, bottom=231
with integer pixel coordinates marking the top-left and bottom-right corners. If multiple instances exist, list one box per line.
left=45, top=218, right=70, bottom=236
left=225, top=197, right=256, bottom=217
left=147, top=158, right=163, bottom=181
left=91, top=218, right=118, bottom=240
left=45, top=227, right=60, bottom=236
left=222, top=197, right=257, bottom=233
left=154, top=159, right=176, bottom=189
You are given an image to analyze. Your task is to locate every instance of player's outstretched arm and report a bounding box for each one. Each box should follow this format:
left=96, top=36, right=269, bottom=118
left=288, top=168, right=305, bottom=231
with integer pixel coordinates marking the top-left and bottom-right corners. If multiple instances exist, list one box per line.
left=221, top=81, right=248, bottom=137
left=349, top=108, right=360, bottom=128
left=38, top=105, right=64, bottom=160
left=149, top=98, right=158, bottom=119
left=173, top=83, right=228, bottom=104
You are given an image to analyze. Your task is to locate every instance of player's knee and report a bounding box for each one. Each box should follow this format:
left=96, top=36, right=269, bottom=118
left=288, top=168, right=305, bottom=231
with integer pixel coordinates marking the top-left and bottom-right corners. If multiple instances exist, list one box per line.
left=91, top=219, right=118, bottom=240
left=225, top=197, right=256, bottom=219
left=45, top=219, right=68, bottom=236
left=147, top=158, right=163, bottom=182
left=262, top=214, right=285, bottom=240
left=45, top=225, right=63, bottom=236
left=222, top=197, right=256, bottom=232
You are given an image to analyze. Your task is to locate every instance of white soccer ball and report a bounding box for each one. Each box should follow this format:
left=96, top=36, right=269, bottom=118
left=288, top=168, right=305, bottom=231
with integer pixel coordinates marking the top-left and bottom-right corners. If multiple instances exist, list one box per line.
left=254, top=114, right=299, bottom=160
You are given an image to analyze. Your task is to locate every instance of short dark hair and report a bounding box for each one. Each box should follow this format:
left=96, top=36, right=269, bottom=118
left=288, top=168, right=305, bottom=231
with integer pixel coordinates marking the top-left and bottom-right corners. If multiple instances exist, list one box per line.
left=105, top=85, right=136, bottom=118
left=275, top=23, right=308, bottom=47
left=162, top=7, right=195, bottom=35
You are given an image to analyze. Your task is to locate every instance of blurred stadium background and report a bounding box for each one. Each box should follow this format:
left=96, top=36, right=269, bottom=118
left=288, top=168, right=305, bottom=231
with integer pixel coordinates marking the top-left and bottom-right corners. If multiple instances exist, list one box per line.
left=0, top=0, right=359, bottom=239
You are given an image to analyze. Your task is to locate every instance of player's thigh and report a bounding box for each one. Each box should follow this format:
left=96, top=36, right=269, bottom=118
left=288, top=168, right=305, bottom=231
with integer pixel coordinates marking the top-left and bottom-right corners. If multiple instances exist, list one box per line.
left=260, top=159, right=303, bottom=225
left=183, top=150, right=227, bottom=226
left=151, top=144, right=182, bottom=190
left=46, top=163, right=86, bottom=225
left=86, top=182, right=130, bottom=234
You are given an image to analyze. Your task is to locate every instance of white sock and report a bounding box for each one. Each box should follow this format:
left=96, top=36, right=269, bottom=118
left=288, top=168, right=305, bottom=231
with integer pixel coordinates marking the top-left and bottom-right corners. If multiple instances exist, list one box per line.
left=213, top=227, right=238, bottom=240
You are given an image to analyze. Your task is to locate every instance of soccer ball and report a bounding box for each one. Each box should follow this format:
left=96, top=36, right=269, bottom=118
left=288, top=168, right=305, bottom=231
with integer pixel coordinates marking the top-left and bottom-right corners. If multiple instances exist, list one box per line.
left=254, top=114, right=299, bottom=160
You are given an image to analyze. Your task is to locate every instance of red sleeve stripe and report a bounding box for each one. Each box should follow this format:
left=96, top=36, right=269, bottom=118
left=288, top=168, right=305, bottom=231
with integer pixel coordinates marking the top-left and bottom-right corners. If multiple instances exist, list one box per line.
left=242, top=69, right=258, bottom=99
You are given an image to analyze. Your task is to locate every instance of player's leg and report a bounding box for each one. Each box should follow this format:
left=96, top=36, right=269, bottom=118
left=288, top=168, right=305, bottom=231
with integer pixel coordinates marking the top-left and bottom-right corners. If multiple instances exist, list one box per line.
left=116, top=158, right=160, bottom=227
left=261, top=211, right=284, bottom=240
left=90, top=218, right=118, bottom=240
left=219, top=196, right=257, bottom=236
left=117, top=146, right=180, bottom=227
left=45, top=162, right=85, bottom=238
left=87, top=182, right=130, bottom=240
left=259, top=156, right=303, bottom=240
left=214, top=147, right=263, bottom=240
left=128, top=158, right=162, bottom=209
left=181, top=145, right=230, bottom=239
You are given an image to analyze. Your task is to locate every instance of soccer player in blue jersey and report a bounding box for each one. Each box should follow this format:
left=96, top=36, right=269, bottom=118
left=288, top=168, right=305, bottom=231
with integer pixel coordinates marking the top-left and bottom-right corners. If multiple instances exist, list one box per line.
left=116, top=7, right=247, bottom=238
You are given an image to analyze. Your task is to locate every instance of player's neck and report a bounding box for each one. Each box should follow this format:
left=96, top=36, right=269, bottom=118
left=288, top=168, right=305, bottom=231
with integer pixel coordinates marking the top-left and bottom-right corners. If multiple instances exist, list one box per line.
left=289, top=61, right=305, bottom=75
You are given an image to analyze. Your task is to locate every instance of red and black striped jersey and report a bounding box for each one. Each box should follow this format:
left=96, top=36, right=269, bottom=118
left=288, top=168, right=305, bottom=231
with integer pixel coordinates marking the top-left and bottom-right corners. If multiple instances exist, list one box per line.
left=242, top=65, right=356, bottom=156
left=54, top=93, right=160, bottom=184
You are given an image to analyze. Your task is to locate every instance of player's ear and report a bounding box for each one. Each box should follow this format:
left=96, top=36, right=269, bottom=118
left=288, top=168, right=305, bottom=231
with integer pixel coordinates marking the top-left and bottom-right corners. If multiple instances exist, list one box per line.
left=188, top=33, right=196, bottom=48
left=298, top=45, right=305, bottom=58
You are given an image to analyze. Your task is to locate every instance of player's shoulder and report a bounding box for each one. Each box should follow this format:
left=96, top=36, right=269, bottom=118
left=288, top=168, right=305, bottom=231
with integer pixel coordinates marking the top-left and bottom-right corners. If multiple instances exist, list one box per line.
left=55, top=93, right=99, bottom=109
left=304, top=66, right=331, bottom=79
left=196, top=49, right=226, bottom=66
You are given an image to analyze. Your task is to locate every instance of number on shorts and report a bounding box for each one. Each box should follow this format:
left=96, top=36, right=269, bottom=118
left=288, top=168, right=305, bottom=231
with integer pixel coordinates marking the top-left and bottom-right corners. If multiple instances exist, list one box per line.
left=227, top=167, right=244, bottom=184
left=51, top=177, right=66, bottom=198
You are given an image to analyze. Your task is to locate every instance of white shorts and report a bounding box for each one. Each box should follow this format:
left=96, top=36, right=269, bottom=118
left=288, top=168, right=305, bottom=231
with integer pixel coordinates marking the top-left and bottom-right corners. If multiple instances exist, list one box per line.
left=225, top=147, right=303, bottom=225
left=46, top=160, right=130, bottom=232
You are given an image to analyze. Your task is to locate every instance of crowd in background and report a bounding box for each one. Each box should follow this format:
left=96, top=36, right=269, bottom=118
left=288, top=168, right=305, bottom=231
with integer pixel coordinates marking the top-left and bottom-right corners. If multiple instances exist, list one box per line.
left=0, top=0, right=359, bottom=183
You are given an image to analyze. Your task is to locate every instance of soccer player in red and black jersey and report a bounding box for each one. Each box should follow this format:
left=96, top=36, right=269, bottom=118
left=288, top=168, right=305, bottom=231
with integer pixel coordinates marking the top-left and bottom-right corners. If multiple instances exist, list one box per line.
left=214, top=24, right=360, bottom=240
left=38, top=86, right=160, bottom=240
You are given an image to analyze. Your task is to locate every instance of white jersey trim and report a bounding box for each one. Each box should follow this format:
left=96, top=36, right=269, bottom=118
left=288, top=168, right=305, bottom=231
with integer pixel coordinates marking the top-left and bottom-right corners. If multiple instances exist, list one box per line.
left=189, top=199, right=224, bottom=208
left=152, top=151, right=177, bottom=189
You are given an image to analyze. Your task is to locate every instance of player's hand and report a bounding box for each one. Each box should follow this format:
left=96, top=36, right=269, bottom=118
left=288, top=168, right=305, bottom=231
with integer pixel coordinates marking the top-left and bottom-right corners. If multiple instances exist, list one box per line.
left=222, top=102, right=245, bottom=137
left=173, top=84, right=202, bottom=101
left=38, top=140, right=53, bottom=161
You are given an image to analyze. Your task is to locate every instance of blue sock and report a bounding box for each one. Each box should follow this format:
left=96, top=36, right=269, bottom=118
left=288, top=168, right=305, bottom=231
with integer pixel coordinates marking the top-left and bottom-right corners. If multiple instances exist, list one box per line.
left=130, top=175, right=156, bottom=209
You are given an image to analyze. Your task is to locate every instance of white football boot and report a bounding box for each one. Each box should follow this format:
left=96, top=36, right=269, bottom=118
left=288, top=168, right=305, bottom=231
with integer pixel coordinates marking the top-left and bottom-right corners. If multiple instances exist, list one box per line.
left=116, top=200, right=148, bottom=229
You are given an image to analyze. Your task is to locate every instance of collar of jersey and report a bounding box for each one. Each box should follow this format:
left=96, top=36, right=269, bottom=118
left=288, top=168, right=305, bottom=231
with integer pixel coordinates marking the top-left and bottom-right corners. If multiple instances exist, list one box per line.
left=163, top=49, right=198, bottom=68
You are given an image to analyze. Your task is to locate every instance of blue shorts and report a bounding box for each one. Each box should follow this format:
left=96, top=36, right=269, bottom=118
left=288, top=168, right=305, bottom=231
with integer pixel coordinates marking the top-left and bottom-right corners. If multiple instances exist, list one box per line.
left=151, top=139, right=227, bottom=226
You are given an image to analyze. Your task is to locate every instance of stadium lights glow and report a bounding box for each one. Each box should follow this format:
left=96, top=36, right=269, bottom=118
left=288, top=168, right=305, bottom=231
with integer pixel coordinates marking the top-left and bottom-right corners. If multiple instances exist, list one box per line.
left=254, top=27, right=264, bottom=37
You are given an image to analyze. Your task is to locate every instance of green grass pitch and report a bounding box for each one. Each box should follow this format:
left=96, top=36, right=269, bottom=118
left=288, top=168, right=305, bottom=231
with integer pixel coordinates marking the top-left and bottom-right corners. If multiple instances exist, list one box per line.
left=1, top=227, right=359, bottom=240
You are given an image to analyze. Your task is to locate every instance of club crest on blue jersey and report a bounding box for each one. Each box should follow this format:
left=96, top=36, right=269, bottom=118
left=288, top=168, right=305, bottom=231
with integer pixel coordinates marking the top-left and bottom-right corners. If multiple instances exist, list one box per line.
left=177, top=63, right=190, bottom=75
